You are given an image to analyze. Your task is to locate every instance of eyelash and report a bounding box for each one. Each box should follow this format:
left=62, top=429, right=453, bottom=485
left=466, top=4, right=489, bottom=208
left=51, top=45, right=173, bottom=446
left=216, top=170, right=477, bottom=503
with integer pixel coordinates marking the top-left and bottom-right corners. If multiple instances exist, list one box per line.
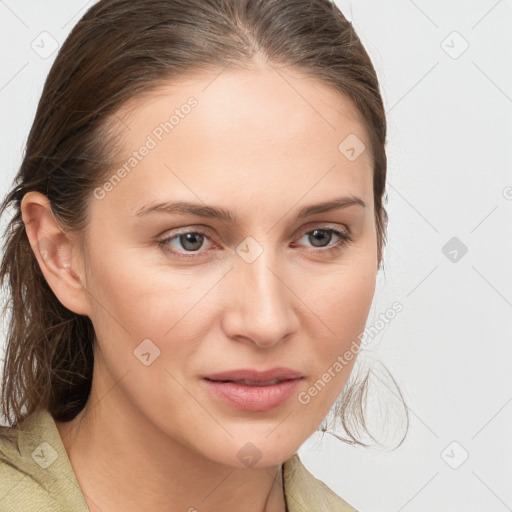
left=156, top=225, right=352, bottom=259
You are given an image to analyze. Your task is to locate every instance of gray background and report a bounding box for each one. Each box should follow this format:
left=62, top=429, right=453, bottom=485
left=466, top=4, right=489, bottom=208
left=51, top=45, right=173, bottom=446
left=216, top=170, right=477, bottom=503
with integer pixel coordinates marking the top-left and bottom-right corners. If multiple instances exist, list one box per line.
left=1, top=1, right=511, bottom=511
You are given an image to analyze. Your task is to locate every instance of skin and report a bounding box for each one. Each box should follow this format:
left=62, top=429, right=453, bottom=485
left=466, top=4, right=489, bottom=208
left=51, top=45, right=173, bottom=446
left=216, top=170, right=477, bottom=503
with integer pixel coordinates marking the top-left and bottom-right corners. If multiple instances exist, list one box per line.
left=21, top=61, right=378, bottom=512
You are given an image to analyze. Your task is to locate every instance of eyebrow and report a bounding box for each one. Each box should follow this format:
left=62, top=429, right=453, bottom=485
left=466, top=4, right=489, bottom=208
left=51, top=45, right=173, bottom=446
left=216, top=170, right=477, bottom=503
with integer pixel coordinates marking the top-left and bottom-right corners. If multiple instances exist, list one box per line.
left=135, top=195, right=366, bottom=222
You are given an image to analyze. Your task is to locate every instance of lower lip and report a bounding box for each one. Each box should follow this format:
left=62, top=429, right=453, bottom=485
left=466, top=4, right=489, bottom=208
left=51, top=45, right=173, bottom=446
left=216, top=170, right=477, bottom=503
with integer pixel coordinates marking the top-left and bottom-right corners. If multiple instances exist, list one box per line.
left=202, top=378, right=302, bottom=412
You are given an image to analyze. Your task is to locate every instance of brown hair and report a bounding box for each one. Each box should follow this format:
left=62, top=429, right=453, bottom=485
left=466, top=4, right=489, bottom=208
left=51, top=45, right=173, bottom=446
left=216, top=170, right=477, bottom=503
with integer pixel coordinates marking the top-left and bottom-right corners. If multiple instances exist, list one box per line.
left=0, top=0, right=407, bottom=446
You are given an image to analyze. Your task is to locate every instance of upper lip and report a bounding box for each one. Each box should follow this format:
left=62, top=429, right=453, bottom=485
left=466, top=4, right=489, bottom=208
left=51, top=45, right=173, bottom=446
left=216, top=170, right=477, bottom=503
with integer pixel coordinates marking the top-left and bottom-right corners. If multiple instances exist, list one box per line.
left=203, top=367, right=303, bottom=382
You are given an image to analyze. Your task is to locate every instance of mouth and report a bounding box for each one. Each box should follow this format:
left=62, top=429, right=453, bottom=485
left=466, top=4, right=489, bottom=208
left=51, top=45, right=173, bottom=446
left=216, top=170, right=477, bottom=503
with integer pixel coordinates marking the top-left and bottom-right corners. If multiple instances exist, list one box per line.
left=204, top=377, right=290, bottom=386
left=202, top=368, right=304, bottom=412
left=203, top=367, right=303, bottom=383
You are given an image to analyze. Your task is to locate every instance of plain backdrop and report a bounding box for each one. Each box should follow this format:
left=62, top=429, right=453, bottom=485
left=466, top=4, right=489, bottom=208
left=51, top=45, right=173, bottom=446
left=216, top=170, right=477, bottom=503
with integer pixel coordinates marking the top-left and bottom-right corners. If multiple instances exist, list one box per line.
left=1, top=1, right=511, bottom=511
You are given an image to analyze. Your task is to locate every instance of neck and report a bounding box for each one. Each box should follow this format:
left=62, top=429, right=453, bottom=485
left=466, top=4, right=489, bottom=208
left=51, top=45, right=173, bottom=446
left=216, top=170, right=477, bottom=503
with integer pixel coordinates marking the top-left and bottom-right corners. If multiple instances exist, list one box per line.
left=55, top=384, right=287, bottom=512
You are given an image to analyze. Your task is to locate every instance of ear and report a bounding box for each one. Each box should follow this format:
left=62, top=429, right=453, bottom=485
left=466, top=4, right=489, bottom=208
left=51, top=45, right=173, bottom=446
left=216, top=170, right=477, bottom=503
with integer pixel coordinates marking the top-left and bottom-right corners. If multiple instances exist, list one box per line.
left=21, top=191, right=90, bottom=316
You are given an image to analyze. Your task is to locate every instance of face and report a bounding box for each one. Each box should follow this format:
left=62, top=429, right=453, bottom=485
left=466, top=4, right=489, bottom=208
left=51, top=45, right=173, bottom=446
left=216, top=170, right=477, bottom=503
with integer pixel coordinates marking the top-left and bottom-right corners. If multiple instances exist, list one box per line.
left=74, top=65, right=378, bottom=467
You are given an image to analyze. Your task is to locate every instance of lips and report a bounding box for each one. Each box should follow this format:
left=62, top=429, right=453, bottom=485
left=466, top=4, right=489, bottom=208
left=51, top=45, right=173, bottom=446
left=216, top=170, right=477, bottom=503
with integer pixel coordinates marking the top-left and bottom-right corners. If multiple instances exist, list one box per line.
left=202, top=367, right=304, bottom=412
left=223, top=378, right=284, bottom=386
left=203, top=367, right=303, bottom=384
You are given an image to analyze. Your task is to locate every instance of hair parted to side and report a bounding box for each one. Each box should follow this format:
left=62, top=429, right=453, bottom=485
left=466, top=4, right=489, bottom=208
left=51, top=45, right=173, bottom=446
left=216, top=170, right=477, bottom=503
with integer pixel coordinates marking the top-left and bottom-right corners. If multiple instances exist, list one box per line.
left=0, top=0, right=408, bottom=447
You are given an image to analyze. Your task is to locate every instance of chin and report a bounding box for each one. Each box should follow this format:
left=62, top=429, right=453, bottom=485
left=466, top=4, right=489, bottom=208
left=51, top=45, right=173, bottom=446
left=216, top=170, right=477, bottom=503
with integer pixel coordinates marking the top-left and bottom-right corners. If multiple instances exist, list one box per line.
left=196, top=426, right=310, bottom=469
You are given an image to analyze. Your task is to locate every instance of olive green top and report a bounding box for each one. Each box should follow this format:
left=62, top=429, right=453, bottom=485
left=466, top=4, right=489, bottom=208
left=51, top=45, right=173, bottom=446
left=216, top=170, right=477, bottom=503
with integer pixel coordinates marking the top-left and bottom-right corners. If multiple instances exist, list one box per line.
left=0, top=408, right=358, bottom=511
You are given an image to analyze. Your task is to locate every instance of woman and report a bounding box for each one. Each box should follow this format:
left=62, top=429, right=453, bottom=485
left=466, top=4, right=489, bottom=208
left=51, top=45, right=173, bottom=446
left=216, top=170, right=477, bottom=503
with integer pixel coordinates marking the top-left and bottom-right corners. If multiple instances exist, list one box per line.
left=0, top=0, right=406, bottom=510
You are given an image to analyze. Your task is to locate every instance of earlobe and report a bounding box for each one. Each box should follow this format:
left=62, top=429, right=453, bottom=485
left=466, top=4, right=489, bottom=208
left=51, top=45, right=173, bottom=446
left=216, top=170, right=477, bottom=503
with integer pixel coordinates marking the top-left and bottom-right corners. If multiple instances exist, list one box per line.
left=20, top=191, right=90, bottom=316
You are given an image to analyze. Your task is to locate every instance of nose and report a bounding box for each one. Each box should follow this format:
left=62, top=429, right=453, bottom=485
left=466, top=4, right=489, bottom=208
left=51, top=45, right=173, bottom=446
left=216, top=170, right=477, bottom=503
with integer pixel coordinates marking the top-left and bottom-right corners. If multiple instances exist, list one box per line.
left=221, top=247, right=297, bottom=349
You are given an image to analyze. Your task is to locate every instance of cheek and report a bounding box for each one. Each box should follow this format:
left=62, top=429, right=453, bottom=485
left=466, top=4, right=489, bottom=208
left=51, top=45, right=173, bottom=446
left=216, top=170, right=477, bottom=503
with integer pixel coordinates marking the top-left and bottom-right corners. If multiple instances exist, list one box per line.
left=307, top=261, right=376, bottom=340
left=85, top=246, right=181, bottom=328
left=335, top=274, right=376, bottom=338
left=82, top=251, right=207, bottom=404
left=302, top=262, right=376, bottom=396
left=84, top=247, right=217, bottom=367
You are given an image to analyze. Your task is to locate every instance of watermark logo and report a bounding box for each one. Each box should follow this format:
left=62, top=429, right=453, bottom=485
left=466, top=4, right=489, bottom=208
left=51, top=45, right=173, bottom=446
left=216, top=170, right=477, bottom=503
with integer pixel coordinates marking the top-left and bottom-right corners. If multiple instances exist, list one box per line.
left=441, top=31, right=469, bottom=60
left=338, top=134, right=366, bottom=162
left=134, top=338, right=161, bottom=366
left=441, top=441, right=469, bottom=469
left=236, top=236, right=264, bottom=264
left=31, top=31, right=59, bottom=59
left=31, top=441, right=58, bottom=469
left=441, top=236, right=468, bottom=263
left=237, top=442, right=262, bottom=468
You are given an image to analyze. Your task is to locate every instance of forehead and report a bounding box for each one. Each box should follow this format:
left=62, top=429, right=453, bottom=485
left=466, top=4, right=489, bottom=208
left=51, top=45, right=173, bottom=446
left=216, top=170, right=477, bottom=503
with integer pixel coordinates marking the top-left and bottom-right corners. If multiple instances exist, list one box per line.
left=97, top=66, right=374, bottom=219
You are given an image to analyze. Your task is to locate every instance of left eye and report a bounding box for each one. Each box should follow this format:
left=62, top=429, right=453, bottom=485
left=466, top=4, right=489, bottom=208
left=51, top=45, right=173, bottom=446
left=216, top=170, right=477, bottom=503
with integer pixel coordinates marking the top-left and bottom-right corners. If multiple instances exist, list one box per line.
left=295, top=228, right=350, bottom=249
left=157, top=227, right=351, bottom=257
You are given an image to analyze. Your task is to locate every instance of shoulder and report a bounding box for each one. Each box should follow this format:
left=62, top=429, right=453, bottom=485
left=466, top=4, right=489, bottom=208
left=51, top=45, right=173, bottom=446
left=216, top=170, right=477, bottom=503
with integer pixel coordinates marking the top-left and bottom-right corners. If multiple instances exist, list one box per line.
left=0, top=428, right=61, bottom=511
left=283, top=453, right=359, bottom=512
left=0, top=409, right=89, bottom=512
